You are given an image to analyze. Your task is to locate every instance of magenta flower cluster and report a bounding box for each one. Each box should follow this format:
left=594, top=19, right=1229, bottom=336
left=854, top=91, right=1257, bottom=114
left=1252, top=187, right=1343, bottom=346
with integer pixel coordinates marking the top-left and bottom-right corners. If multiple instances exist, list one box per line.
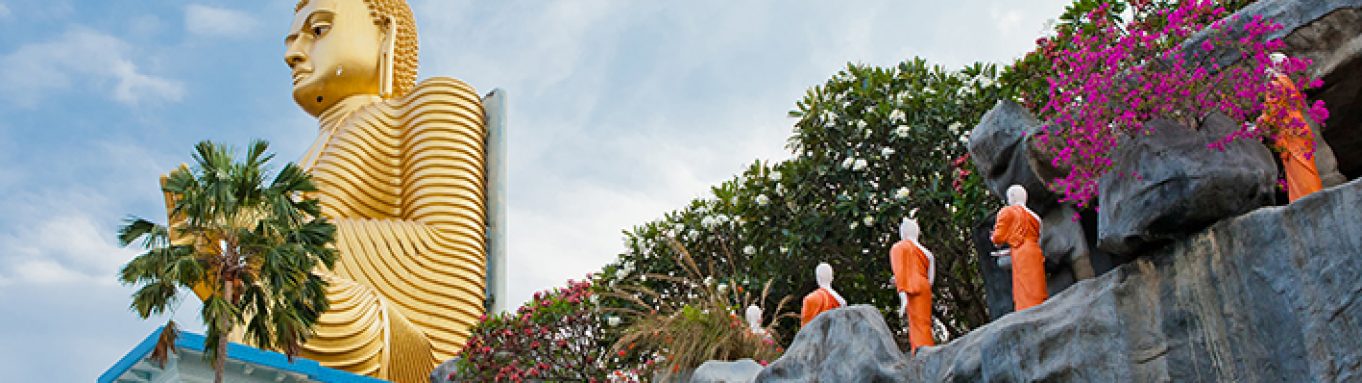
left=1033, top=0, right=1327, bottom=207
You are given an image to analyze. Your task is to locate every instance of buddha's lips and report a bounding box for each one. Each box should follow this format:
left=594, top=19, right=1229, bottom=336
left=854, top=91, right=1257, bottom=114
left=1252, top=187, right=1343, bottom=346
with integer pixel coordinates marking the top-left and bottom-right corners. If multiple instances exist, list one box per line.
left=292, top=70, right=311, bottom=85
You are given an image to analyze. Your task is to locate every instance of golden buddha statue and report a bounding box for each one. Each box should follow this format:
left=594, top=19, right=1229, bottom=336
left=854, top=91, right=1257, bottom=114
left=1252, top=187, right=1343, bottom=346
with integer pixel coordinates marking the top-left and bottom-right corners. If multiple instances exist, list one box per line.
left=281, top=0, right=489, bottom=381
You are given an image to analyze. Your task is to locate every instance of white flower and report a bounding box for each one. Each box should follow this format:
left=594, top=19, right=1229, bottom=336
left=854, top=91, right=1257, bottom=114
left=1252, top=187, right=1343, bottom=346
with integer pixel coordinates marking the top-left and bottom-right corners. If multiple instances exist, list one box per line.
left=771, top=171, right=782, bottom=181
left=673, top=223, right=685, bottom=234
left=717, top=214, right=730, bottom=224
left=743, top=245, right=756, bottom=255
left=687, top=231, right=699, bottom=241
left=894, top=125, right=912, bottom=138
left=779, top=246, right=789, bottom=254
left=895, top=187, right=911, bottom=199
left=717, top=283, right=729, bottom=294
left=776, top=184, right=785, bottom=196
left=864, top=216, right=875, bottom=226
left=704, top=276, right=715, bottom=286
left=889, top=109, right=906, bottom=123
left=755, top=194, right=770, bottom=206
left=607, top=316, right=621, bottom=327
left=852, top=159, right=868, bottom=171
left=978, top=77, right=994, bottom=88
left=948, top=122, right=964, bottom=132
left=855, top=120, right=868, bottom=129
left=842, top=157, right=856, bottom=169
left=850, top=222, right=859, bottom=230
left=701, top=216, right=717, bottom=228
left=881, top=147, right=896, bottom=158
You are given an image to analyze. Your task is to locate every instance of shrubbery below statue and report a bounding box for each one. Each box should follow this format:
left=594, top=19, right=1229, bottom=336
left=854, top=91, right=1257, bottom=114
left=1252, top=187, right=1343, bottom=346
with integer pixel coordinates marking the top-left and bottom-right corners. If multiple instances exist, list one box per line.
left=992, top=185, right=1048, bottom=311
left=890, top=215, right=936, bottom=354
left=800, top=263, right=847, bottom=325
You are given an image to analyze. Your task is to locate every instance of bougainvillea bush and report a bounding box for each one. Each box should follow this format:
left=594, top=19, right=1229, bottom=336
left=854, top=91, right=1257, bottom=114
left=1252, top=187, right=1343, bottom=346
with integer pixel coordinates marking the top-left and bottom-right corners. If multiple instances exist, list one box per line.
left=1028, top=0, right=1327, bottom=206
left=452, top=278, right=643, bottom=382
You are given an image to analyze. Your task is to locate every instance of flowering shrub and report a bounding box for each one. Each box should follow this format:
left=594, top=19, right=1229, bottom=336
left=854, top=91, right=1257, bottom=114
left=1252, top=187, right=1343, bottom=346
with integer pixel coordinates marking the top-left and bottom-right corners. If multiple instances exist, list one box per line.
left=453, top=278, right=639, bottom=382
left=1029, top=0, right=1327, bottom=206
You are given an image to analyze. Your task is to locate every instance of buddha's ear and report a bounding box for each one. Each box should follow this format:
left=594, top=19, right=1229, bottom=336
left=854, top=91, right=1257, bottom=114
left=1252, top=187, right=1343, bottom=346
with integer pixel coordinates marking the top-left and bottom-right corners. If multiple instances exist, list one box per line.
left=379, top=15, right=397, bottom=98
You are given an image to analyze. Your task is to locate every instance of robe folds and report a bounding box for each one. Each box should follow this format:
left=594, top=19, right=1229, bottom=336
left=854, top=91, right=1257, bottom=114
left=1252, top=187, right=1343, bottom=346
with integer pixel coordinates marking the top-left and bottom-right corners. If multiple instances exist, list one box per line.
left=890, top=240, right=935, bottom=353
left=800, top=288, right=843, bottom=325
left=993, top=205, right=1048, bottom=311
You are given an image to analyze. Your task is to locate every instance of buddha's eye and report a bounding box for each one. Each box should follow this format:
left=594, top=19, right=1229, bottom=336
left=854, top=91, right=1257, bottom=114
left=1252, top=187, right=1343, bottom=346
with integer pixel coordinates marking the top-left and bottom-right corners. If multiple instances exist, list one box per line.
left=312, top=23, right=331, bottom=36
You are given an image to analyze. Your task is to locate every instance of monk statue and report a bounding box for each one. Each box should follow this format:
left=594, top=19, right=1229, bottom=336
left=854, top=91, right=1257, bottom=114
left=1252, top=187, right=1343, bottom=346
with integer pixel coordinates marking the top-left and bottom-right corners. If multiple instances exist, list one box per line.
left=745, top=305, right=767, bottom=336
left=889, top=215, right=935, bottom=354
left=1258, top=52, right=1323, bottom=202
left=800, top=262, right=847, bottom=325
left=992, top=185, right=1047, bottom=311
left=279, top=0, right=489, bottom=380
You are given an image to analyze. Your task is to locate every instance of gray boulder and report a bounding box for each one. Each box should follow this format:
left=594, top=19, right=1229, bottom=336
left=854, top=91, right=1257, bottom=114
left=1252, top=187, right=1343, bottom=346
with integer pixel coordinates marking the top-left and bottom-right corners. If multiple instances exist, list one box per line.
left=1097, top=114, right=1277, bottom=255
left=691, top=359, right=764, bottom=383
left=754, top=306, right=908, bottom=382
left=967, top=100, right=1057, bottom=210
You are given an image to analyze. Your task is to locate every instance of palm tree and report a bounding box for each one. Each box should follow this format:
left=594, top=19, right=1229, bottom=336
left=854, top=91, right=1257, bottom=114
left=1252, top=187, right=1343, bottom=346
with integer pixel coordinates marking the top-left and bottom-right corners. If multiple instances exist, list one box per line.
left=117, top=140, right=337, bottom=383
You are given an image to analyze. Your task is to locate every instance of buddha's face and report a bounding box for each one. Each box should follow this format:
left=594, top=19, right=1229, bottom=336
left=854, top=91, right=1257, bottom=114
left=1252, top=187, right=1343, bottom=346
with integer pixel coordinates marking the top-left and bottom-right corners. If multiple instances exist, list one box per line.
left=285, top=0, right=384, bottom=116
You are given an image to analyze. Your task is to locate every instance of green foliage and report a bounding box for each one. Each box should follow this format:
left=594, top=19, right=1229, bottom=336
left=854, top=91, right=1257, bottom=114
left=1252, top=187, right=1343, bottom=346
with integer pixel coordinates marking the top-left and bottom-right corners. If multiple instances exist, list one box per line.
left=596, top=58, right=1003, bottom=343
left=117, top=140, right=336, bottom=383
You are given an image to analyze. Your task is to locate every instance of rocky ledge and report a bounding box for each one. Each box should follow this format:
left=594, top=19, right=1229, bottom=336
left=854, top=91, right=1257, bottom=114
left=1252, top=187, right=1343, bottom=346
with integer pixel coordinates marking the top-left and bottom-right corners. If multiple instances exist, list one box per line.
left=757, top=177, right=1362, bottom=382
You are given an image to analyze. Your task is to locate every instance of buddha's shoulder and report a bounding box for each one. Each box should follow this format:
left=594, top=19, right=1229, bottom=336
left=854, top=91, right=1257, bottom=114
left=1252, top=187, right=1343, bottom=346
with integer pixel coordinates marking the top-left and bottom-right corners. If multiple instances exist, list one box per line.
left=398, top=77, right=482, bottom=103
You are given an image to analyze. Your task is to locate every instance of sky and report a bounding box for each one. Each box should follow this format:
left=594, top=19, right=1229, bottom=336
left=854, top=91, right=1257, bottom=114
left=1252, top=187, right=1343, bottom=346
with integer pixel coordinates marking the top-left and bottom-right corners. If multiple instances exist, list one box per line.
left=0, top=0, right=1068, bottom=380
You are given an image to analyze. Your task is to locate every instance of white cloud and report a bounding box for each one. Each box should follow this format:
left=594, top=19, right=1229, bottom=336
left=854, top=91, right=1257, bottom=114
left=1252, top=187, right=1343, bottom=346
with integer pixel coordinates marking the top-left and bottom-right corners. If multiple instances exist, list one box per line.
left=0, top=3, right=11, bottom=18
left=0, top=212, right=136, bottom=286
left=0, top=27, right=184, bottom=107
left=184, top=4, right=257, bottom=38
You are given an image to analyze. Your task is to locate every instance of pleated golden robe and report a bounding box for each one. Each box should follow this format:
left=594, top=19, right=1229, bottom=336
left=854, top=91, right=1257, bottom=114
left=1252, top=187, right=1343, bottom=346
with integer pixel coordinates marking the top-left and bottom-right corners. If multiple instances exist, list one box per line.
left=297, top=78, right=488, bottom=382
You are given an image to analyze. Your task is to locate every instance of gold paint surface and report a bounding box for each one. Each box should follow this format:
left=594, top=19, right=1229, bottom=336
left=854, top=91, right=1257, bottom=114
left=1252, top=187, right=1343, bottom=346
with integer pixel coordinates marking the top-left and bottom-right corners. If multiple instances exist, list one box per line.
left=280, top=1, right=488, bottom=380
left=297, top=79, right=488, bottom=381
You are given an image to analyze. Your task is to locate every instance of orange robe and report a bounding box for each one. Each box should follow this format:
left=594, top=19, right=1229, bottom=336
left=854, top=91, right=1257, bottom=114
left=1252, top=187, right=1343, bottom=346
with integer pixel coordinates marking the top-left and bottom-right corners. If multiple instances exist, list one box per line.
left=800, top=288, right=842, bottom=325
left=890, top=240, right=934, bottom=354
left=1258, top=74, right=1322, bottom=202
left=992, top=205, right=1048, bottom=311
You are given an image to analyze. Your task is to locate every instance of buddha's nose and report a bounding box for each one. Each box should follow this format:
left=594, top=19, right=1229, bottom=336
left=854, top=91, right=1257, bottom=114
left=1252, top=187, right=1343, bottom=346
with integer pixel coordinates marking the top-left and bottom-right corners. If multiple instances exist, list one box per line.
left=285, top=43, right=307, bottom=68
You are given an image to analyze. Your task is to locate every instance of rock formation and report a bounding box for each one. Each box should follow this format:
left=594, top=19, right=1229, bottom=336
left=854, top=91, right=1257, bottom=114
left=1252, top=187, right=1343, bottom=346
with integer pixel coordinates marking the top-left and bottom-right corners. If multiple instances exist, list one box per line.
left=1096, top=113, right=1278, bottom=255
left=757, top=177, right=1362, bottom=382
left=691, top=359, right=764, bottom=383
left=754, top=306, right=908, bottom=382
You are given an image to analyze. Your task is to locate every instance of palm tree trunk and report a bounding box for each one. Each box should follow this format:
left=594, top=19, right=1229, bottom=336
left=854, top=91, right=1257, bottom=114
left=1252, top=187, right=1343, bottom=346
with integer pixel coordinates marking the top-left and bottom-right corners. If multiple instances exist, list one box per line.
left=215, top=280, right=232, bottom=383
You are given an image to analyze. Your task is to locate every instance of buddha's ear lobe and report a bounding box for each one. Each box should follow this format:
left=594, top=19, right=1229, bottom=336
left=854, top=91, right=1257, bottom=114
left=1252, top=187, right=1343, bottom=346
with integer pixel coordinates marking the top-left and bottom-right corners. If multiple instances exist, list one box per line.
left=379, top=15, right=397, bottom=98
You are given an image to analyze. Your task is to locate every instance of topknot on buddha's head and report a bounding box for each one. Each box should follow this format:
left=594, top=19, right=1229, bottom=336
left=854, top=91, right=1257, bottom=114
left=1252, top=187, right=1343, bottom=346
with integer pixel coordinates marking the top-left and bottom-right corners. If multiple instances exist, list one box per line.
left=296, top=0, right=418, bottom=98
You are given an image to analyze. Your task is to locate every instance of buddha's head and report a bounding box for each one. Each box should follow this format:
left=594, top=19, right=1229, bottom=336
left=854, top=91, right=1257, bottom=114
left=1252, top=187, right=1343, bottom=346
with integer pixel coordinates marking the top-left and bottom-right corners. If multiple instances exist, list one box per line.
left=285, top=0, right=418, bottom=116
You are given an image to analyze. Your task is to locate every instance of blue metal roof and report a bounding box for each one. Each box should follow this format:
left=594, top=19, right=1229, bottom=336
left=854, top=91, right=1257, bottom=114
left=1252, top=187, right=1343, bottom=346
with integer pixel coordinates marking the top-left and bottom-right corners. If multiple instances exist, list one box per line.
left=98, top=326, right=389, bottom=383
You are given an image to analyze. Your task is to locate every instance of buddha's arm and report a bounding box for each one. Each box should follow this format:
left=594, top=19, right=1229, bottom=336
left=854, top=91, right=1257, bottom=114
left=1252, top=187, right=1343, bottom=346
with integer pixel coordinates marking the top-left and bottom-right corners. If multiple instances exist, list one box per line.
left=323, top=78, right=488, bottom=361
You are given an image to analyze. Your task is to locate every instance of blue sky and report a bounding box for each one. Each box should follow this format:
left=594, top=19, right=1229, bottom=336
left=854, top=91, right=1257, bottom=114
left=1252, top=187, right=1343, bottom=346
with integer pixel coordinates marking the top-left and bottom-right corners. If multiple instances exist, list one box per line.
left=0, top=0, right=1067, bottom=380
